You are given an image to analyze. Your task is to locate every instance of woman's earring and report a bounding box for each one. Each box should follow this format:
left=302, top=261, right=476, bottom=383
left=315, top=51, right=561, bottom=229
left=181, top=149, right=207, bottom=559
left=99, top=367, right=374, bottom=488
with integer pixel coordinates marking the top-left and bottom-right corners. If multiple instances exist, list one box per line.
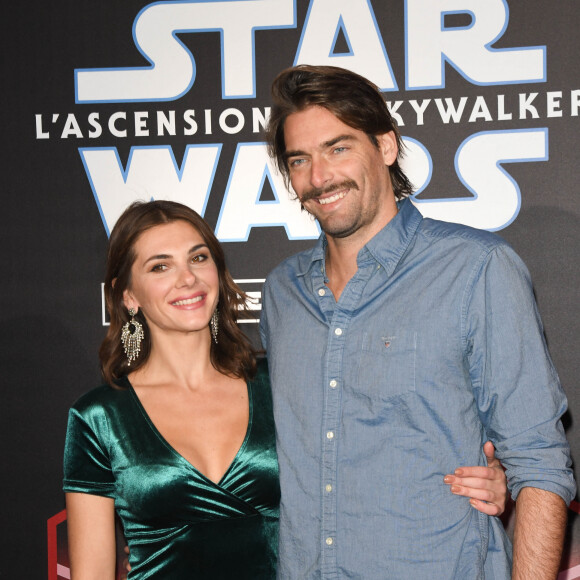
left=210, top=308, right=219, bottom=344
left=121, top=308, right=145, bottom=365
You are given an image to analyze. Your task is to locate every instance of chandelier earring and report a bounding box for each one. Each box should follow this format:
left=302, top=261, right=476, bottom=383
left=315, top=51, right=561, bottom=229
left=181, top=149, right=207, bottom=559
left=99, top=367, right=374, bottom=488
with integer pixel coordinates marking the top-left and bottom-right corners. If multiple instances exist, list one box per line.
left=210, top=308, right=219, bottom=344
left=121, top=308, right=145, bottom=365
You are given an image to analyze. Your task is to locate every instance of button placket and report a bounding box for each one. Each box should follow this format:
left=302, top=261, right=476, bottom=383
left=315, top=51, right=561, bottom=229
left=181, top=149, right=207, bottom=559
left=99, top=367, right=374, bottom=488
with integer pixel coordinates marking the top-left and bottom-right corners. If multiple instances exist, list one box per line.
left=321, top=310, right=348, bottom=575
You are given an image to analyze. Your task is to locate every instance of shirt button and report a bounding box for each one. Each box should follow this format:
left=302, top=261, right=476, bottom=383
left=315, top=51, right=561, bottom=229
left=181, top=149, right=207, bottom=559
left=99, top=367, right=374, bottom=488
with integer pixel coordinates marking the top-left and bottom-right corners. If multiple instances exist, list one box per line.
left=318, top=288, right=326, bottom=296
left=334, top=328, right=343, bottom=336
left=325, top=484, right=333, bottom=492
left=326, top=431, right=334, bottom=440
left=326, top=537, right=334, bottom=546
left=329, top=379, right=337, bottom=388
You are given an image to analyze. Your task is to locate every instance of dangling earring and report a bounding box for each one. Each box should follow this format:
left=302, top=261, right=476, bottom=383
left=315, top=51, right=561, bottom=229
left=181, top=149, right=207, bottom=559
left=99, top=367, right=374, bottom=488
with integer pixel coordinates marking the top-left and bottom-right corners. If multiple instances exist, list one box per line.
left=121, top=308, right=145, bottom=365
left=210, top=308, right=219, bottom=344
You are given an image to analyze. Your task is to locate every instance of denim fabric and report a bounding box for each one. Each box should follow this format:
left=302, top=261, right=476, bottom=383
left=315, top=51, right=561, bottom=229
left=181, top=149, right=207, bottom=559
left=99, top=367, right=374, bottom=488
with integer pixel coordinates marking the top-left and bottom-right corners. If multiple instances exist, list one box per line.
left=260, top=198, right=575, bottom=580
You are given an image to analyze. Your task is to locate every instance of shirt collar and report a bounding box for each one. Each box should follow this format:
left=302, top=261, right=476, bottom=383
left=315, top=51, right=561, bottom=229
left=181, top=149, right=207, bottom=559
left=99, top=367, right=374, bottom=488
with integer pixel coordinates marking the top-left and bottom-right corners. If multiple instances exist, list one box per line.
left=294, top=198, right=423, bottom=278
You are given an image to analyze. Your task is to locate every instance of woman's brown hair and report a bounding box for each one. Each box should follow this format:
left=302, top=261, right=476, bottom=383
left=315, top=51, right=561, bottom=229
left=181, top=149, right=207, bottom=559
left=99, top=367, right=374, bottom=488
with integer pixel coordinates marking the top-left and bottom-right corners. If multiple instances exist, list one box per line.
left=99, top=200, right=258, bottom=384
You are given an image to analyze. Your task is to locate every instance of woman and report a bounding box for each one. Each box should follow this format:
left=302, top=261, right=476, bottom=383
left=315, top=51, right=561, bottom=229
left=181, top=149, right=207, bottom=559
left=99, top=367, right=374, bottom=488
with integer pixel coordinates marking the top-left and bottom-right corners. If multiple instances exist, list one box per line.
left=64, top=200, right=506, bottom=579
left=64, top=200, right=279, bottom=578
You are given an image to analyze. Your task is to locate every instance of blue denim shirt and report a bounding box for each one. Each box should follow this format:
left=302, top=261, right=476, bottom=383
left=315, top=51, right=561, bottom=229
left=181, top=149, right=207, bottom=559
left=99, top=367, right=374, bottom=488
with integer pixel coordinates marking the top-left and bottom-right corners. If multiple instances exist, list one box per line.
left=260, top=198, right=575, bottom=579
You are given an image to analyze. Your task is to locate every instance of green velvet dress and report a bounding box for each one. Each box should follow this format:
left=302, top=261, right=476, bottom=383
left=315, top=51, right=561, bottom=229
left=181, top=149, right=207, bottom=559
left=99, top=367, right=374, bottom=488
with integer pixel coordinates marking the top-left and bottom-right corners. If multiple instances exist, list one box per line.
left=63, top=360, right=279, bottom=579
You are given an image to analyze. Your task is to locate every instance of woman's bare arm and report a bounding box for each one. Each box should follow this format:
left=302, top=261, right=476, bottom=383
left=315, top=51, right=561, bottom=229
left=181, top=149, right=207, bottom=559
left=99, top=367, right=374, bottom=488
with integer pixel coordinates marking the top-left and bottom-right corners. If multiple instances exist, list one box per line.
left=66, top=492, right=117, bottom=580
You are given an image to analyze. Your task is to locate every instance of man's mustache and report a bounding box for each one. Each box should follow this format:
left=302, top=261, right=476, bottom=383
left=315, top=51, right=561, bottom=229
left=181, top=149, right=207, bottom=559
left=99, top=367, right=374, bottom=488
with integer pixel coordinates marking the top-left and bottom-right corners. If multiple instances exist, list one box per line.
left=298, top=180, right=359, bottom=203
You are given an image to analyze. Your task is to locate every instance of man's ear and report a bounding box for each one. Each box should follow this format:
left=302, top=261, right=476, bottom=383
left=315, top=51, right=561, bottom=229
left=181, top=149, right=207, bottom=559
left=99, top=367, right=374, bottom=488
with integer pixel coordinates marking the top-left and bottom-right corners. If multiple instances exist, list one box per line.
left=376, top=131, right=398, bottom=166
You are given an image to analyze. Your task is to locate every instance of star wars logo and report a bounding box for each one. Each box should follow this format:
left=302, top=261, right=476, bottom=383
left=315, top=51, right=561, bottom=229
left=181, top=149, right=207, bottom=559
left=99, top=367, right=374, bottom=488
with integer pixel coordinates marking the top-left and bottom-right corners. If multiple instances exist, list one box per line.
left=54, top=0, right=570, bottom=237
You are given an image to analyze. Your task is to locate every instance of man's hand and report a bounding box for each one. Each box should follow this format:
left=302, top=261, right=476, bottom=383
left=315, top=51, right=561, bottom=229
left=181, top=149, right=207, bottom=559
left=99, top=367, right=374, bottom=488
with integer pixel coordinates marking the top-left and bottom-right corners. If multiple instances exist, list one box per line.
left=444, top=441, right=508, bottom=516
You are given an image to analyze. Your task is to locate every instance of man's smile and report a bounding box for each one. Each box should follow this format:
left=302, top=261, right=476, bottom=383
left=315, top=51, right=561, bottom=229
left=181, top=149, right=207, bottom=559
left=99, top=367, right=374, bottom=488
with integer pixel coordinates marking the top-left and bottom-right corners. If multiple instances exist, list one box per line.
left=316, top=190, right=347, bottom=205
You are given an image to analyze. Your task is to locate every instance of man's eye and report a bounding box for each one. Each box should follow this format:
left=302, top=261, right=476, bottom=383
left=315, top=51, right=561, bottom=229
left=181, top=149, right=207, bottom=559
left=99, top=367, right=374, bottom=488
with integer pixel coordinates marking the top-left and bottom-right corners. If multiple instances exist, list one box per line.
left=289, top=158, right=305, bottom=168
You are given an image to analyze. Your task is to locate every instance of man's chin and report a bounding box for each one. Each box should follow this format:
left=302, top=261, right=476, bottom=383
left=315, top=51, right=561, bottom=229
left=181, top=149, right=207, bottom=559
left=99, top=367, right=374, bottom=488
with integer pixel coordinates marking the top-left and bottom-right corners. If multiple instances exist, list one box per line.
left=317, top=217, right=360, bottom=239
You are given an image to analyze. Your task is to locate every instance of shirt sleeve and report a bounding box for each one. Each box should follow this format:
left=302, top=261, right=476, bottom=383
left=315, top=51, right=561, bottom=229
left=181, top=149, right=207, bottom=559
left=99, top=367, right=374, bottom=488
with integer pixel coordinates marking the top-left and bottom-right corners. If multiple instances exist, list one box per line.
left=63, top=402, right=116, bottom=498
left=465, top=243, right=576, bottom=504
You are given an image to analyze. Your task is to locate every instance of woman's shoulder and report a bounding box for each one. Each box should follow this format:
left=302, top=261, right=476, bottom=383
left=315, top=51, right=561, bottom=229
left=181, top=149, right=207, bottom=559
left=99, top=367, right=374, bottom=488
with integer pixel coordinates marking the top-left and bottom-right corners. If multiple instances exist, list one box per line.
left=70, top=378, right=133, bottom=416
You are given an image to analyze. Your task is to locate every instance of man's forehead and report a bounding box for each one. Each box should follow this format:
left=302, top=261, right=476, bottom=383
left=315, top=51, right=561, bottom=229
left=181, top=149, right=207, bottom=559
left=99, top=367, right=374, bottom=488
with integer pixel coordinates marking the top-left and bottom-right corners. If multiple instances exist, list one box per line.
left=284, top=106, right=361, bottom=146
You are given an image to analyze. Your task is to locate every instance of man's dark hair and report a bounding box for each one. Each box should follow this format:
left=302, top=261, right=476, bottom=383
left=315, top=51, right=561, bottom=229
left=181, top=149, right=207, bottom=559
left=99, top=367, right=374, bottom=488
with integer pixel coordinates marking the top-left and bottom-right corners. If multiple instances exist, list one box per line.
left=265, top=65, right=414, bottom=200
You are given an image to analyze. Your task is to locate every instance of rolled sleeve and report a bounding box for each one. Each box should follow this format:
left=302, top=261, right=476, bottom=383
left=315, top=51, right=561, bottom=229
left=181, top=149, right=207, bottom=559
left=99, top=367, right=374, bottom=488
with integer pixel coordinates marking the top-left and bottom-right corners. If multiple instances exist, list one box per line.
left=465, top=244, right=576, bottom=504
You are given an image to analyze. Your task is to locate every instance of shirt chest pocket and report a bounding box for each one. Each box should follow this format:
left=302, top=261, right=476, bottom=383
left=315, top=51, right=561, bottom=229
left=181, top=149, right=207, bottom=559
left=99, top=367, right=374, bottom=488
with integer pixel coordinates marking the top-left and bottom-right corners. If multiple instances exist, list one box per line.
left=348, top=331, right=417, bottom=401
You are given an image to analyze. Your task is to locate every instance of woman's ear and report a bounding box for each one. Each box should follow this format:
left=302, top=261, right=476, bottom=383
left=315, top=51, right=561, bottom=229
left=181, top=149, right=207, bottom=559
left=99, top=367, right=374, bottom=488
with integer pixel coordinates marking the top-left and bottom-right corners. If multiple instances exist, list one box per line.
left=122, top=288, right=138, bottom=313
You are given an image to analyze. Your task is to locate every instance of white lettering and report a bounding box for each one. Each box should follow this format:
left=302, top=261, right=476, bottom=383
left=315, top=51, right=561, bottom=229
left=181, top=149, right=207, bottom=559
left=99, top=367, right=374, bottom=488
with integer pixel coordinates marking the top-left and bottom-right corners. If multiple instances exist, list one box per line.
left=497, top=95, right=512, bottom=121
left=157, top=110, right=176, bottom=136
left=108, top=112, right=127, bottom=137
left=519, top=93, right=539, bottom=119
left=135, top=112, right=149, bottom=137
left=252, top=107, right=270, bottom=133
left=88, top=113, right=103, bottom=138
left=219, top=108, right=245, bottom=135
left=205, top=109, right=213, bottom=134
left=75, top=0, right=296, bottom=102
left=468, top=96, right=493, bottom=123
left=572, top=90, right=580, bottom=116
left=183, top=110, right=198, bottom=135
left=409, top=99, right=431, bottom=125
left=546, top=91, right=563, bottom=118
left=35, top=115, right=50, bottom=139
left=80, top=145, right=221, bottom=235
left=435, top=97, right=468, bottom=123
left=61, top=114, right=84, bottom=138
left=295, top=0, right=396, bottom=90
left=386, top=101, right=405, bottom=126
left=406, top=0, right=546, bottom=89
left=215, top=143, right=320, bottom=241
left=411, top=129, right=548, bottom=230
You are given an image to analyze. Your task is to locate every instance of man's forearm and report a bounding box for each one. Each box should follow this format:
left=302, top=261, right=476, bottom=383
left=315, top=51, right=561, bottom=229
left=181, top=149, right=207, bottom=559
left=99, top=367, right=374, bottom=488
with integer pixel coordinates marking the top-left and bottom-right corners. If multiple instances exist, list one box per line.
left=512, top=486, right=567, bottom=579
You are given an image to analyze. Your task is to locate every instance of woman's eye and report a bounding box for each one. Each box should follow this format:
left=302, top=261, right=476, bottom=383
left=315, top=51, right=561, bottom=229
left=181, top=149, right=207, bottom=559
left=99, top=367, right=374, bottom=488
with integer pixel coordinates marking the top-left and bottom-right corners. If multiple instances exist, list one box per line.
left=191, top=254, right=208, bottom=263
left=150, top=264, right=167, bottom=272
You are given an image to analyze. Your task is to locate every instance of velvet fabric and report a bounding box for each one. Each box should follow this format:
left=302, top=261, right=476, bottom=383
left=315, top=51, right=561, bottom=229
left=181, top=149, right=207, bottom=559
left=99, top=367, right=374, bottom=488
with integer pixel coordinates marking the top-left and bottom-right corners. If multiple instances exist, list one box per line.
left=63, top=359, right=279, bottom=578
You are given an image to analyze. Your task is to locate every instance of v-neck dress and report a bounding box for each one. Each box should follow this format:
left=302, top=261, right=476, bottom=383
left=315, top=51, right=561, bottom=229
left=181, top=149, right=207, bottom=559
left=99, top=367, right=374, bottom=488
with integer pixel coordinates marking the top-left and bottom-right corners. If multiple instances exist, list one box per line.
left=63, top=360, right=280, bottom=579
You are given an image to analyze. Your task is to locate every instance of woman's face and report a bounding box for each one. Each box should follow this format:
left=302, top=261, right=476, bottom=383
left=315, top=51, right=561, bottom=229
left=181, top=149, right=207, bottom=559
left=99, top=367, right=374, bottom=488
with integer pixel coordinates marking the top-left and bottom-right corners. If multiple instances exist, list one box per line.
left=123, top=220, right=219, bottom=340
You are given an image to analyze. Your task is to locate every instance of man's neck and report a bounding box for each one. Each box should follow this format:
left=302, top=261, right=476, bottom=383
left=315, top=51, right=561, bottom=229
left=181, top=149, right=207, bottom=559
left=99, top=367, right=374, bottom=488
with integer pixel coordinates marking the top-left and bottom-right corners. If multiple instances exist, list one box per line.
left=324, top=239, right=360, bottom=300
left=324, top=203, right=398, bottom=300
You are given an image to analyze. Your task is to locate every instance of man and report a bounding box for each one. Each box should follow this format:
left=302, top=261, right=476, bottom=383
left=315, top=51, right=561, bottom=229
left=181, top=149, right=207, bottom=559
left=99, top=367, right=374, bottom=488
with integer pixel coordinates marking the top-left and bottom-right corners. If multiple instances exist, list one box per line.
left=260, top=65, right=576, bottom=579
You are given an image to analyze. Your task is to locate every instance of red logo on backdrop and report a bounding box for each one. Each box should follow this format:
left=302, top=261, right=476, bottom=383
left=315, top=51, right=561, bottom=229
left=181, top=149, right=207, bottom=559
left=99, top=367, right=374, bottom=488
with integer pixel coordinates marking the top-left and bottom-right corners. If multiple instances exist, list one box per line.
left=47, top=510, right=70, bottom=580
left=48, top=510, right=125, bottom=579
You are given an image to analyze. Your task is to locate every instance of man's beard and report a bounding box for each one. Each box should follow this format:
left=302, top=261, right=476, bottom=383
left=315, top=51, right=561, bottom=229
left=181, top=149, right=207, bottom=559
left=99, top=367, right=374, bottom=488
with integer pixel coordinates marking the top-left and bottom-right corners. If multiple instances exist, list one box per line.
left=298, top=179, right=365, bottom=239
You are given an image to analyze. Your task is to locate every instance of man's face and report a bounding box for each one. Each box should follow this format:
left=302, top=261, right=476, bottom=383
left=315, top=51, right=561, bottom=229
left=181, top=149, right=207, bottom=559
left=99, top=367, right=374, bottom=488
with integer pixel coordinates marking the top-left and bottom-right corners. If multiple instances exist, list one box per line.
left=284, top=106, right=398, bottom=242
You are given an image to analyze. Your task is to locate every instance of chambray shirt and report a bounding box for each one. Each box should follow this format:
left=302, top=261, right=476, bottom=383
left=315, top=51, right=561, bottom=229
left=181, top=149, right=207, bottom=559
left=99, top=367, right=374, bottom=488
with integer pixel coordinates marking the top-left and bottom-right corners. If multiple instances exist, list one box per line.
left=260, top=198, right=575, bottom=579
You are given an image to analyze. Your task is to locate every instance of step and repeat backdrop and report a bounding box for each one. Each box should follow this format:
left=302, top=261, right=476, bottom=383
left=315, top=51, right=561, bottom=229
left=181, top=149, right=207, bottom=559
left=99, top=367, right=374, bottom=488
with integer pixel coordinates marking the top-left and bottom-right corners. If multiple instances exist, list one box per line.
left=2, top=0, right=579, bottom=577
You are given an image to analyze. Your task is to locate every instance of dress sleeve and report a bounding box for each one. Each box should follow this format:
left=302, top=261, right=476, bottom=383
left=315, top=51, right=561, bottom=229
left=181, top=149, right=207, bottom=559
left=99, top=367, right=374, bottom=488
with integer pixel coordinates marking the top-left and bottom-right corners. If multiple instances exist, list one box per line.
left=63, top=401, right=116, bottom=498
left=465, top=243, right=576, bottom=504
